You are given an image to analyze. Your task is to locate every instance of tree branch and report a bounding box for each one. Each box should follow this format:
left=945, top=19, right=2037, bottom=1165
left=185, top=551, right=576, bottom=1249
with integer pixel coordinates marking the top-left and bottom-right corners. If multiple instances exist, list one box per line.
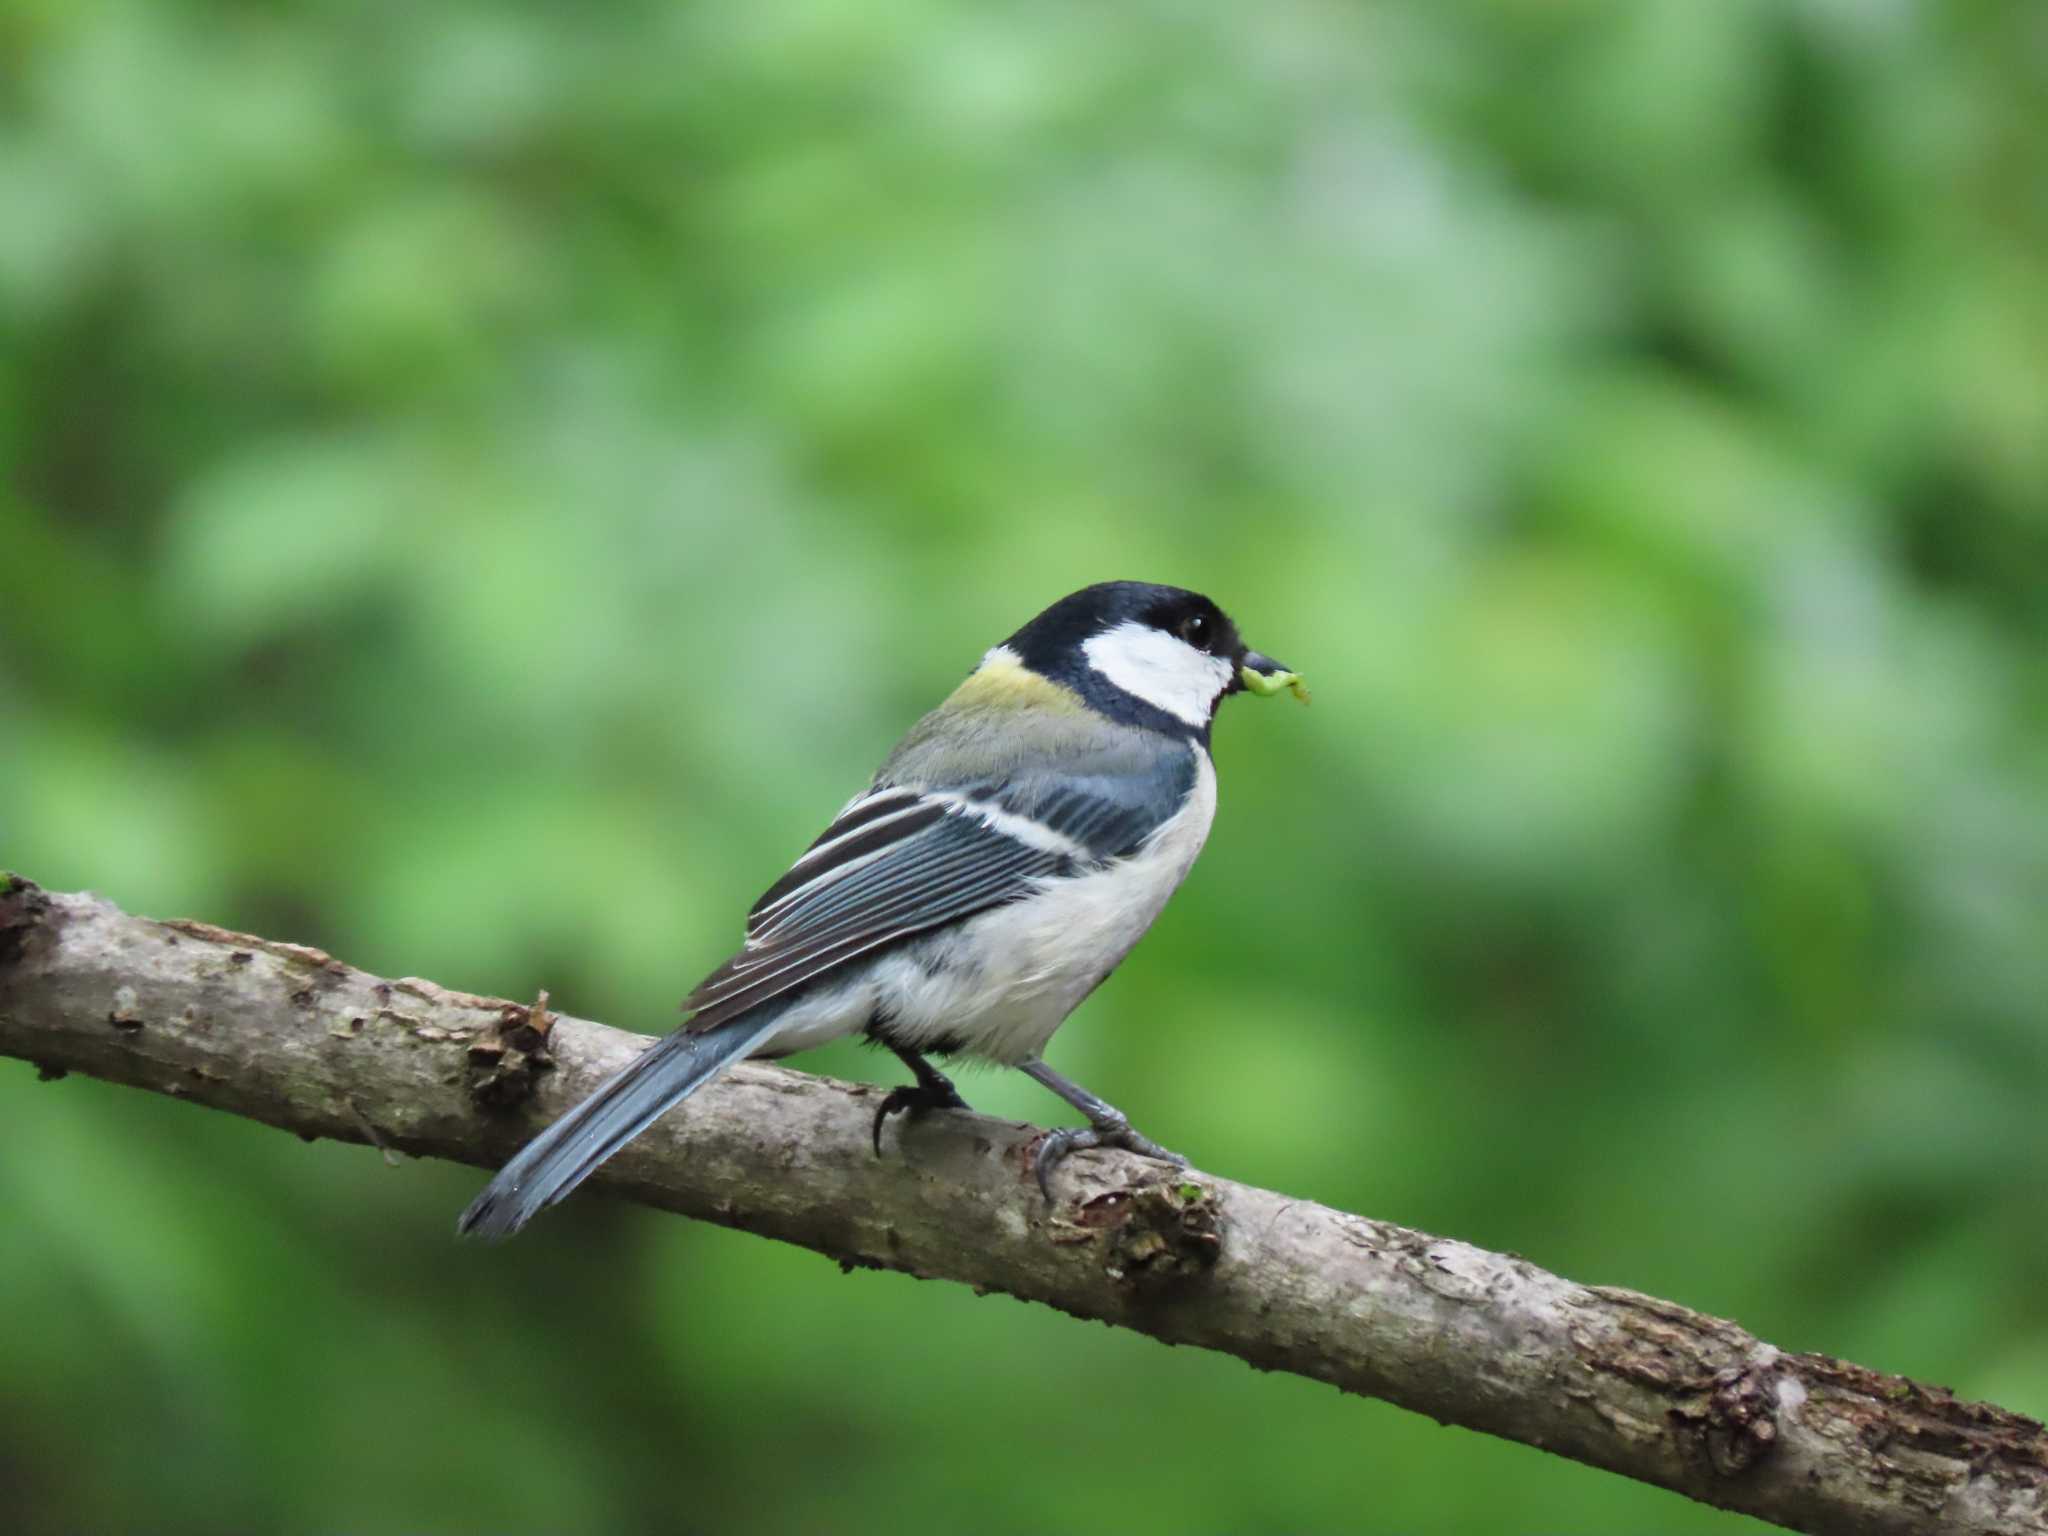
left=2, top=875, right=2041, bottom=1535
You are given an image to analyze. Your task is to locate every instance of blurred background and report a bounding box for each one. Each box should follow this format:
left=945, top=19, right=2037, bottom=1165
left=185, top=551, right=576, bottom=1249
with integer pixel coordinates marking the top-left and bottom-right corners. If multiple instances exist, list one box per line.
left=3, top=1, right=2045, bottom=1531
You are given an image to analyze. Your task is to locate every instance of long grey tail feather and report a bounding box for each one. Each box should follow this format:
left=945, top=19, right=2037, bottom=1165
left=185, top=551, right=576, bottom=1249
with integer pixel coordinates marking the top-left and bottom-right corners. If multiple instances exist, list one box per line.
left=457, top=1010, right=783, bottom=1241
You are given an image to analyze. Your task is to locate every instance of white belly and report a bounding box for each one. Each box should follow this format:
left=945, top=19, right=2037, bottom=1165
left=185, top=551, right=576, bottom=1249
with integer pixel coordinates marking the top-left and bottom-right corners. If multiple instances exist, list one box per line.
left=762, top=752, right=1217, bottom=1065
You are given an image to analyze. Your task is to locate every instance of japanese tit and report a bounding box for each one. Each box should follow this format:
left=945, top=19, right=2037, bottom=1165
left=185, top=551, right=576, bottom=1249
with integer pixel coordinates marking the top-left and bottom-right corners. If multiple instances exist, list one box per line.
left=460, top=580, right=1305, bottom=1238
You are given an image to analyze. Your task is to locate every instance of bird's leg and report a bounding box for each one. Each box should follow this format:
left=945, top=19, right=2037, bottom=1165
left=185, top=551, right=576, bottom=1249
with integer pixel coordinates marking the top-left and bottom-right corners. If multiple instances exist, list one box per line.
left=1020, top=1059, right=1187, bottom=1200
left=872, top=1045, right=972, bottom=1155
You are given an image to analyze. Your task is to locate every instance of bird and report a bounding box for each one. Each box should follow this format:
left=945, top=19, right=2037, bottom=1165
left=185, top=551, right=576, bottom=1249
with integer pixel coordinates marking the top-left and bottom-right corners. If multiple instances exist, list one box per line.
left=458, top=580, right=1305, bottom=1239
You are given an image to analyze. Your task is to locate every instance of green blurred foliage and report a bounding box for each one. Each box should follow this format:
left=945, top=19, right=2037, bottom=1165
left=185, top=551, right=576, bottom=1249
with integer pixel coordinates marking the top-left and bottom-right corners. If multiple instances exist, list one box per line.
left=3, top=0, right=2045, bottom=1531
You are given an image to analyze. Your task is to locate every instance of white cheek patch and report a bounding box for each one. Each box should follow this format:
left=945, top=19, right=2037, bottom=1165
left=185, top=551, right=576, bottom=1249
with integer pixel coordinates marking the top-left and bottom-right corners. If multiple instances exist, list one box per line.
left=1081, top=620, right=1235, bottom=726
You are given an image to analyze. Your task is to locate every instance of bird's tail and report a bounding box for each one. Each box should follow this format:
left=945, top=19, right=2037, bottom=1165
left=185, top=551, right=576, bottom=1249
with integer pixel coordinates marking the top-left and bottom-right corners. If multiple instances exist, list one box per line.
left=457, top=1010, right=783, bottom=1240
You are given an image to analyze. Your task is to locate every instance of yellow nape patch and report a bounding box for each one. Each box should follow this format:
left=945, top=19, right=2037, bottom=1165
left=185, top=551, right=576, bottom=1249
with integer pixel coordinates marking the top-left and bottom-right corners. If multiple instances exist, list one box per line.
left=947, top=650, right=1086, bottom=715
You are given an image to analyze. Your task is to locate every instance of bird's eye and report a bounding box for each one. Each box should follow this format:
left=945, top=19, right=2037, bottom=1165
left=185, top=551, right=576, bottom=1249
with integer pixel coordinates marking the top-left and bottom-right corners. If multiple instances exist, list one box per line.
left=1179, top=613, right=1212, bottom=649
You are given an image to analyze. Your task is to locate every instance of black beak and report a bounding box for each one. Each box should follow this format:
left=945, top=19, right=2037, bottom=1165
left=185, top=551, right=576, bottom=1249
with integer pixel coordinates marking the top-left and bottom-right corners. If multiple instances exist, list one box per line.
left=1234, top=648, right=1309, bottom=703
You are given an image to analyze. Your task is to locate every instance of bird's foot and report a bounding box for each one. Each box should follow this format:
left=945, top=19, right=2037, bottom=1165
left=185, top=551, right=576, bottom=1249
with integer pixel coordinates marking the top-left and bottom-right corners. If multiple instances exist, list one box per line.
left=871, top=1077, right=972, bottom=1155
left=1033, top=1118, right=1188, bottom=1201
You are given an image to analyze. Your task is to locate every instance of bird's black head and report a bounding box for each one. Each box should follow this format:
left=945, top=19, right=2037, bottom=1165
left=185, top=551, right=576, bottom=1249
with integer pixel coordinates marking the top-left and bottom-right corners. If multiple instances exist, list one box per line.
left=999, top=581, right=1298, bottom=738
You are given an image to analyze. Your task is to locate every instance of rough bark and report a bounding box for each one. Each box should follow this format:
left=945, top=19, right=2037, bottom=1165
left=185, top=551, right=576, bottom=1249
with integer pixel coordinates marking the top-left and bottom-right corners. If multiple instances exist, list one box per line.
left=2, top=875, right=2042, bottom=1535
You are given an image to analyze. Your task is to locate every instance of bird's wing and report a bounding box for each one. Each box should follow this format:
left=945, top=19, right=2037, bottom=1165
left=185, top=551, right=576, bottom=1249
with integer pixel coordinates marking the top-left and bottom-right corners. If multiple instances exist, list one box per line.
left=680, top=740, right=1198, bottom=1034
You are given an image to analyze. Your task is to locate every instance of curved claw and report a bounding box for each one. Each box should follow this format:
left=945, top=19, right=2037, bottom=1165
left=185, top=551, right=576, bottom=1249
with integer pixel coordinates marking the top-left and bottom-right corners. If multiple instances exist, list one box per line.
left=1033, top=1124, right=1189, bottom=1201
left=871, top=1087, right=916, bottom=1156
left=871, top=1081, right=971, bottom=1156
